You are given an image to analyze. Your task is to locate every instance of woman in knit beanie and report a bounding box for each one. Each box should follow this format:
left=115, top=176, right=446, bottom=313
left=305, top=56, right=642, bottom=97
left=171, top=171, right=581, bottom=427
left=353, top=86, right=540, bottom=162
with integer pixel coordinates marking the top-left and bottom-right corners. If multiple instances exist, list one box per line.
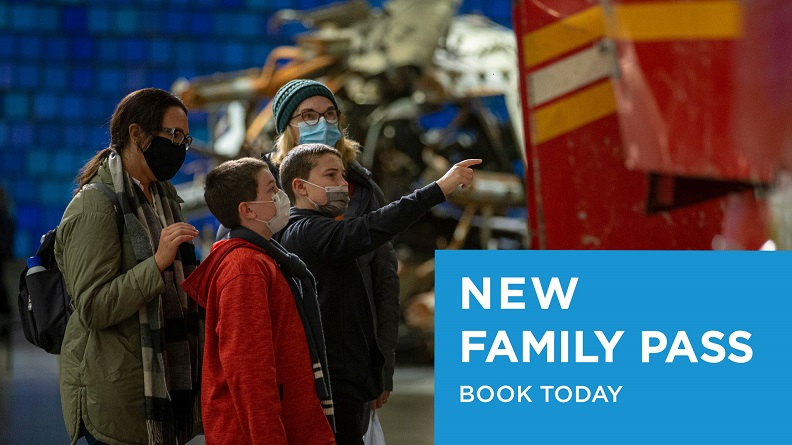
left=267, top=79, right=399, bottom=445
left=270, top=79, right=359, bottom=167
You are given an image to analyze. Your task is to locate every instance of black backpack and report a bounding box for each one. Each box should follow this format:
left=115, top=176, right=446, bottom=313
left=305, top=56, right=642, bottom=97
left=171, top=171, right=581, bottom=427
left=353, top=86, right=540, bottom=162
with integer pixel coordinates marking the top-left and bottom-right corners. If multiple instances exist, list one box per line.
left=17, top=183, right=123, bottom=354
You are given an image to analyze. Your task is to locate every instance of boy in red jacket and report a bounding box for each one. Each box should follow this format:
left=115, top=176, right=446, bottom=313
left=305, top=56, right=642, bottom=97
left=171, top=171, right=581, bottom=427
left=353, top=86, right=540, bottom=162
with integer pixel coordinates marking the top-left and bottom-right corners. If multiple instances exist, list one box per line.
left=181, top=157, right=335, bottom=445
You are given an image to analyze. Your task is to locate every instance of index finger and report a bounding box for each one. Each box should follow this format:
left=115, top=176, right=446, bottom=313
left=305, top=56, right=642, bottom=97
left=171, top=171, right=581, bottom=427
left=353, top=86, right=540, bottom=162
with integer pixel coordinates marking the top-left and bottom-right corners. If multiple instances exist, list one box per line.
left=456, top=159, right=483, bottom=168
left=165, top=222, right=197, bottom=233
left=168, top=222, right=196, bottom=229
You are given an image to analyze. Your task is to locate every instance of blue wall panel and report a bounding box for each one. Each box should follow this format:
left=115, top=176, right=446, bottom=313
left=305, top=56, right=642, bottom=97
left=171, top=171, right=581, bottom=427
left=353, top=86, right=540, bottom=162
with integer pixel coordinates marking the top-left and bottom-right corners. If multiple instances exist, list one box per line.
left=10, top=124, right=33, bottom=146
left=0, top=65, right=11, bottom=89
left=0, top=36, right=13, bottom=59
left=15, top=65, right=38, bottom=90
left=45, top=37, right=70, bottom=61
left=4, top=94, right=29, bottom=120
left=44, top=67, right=68, bottom=90
left=87, top=8, right=112, bottom=34
left=10, top=5, right=36, bottom=32
left=17, top=36, right=43, bottom=60
left=0, top=0, right=513, bottom=258
left=62, top=6, right=87, bottom=33
left=33, top=94, right=59, bottom=120
left=37, top=124, right=62, bottom=147
left=71, top=68, right=94, bottom=91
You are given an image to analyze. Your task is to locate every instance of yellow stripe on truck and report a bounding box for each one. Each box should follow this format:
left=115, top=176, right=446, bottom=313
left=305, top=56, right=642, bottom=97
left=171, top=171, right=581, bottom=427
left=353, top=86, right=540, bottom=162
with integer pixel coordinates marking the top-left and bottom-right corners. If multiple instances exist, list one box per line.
left=523, top=6, right=605, bottom=69
left=531, top=80, right=617, bottom=145
left=523, top=1, right=743, bottom=70
left=608, top=0, right=744, bottom=41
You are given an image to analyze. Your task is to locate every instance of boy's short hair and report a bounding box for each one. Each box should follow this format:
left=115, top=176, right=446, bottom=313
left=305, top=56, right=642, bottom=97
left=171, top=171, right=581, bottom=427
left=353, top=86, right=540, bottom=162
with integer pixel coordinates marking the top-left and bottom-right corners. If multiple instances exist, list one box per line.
left=279, top=144, right=342, bottom=202
left=205, top=157, right=267, bottom=228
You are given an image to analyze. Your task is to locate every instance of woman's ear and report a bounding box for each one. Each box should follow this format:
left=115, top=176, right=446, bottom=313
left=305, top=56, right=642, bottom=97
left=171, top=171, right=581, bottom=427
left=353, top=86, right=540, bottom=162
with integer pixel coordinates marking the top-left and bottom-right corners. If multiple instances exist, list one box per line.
left=128, top=124, right=147, bottom=150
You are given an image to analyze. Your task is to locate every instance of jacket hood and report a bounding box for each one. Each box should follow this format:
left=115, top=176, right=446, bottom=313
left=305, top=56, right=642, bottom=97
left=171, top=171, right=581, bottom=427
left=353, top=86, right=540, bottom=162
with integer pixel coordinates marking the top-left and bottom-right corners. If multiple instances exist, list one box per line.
left=181, top=238, right=262, bottom=308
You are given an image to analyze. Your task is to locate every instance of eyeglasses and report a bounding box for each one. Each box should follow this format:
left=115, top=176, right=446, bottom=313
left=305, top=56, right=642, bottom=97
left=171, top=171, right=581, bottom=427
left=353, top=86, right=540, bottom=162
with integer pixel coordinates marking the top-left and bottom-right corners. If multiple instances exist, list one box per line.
left=290, top=108, right=341, bottom=126
left=160, top=127, right=193, bottom=148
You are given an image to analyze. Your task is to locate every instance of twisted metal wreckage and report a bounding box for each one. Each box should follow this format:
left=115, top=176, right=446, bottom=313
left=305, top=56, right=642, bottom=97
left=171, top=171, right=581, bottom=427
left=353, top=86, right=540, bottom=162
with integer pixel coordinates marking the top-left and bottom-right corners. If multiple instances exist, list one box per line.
left=170, top=0, right=528, bottom=358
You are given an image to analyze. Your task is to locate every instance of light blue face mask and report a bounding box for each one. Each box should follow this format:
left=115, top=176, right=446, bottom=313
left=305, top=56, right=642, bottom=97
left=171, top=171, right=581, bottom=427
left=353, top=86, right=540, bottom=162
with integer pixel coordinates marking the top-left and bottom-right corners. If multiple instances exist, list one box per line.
left=298, top=118, right=343, bottom=147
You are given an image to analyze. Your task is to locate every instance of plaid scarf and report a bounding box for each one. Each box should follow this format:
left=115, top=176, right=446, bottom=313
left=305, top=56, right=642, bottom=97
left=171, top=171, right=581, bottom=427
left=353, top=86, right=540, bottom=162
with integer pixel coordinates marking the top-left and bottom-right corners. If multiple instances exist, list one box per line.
left=230, top=227, right=335, bottom=431
left=107, top=152, right=202, bottom=445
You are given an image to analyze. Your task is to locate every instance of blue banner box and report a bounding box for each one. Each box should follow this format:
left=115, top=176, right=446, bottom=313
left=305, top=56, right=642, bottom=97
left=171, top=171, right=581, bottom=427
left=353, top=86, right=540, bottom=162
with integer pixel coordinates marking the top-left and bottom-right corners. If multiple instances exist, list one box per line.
left=435, top=251, right=792, bottom=444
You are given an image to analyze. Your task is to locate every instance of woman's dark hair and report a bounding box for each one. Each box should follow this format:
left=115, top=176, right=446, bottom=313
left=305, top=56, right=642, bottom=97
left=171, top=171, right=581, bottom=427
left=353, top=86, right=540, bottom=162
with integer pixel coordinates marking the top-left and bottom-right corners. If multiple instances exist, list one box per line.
left=74, top=88, right=188, bottom=193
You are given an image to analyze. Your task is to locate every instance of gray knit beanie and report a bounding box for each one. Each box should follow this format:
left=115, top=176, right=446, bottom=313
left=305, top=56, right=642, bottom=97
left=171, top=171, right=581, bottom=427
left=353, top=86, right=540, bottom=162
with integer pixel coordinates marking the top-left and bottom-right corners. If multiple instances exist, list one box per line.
left=271, top=79, right=339, bottom=135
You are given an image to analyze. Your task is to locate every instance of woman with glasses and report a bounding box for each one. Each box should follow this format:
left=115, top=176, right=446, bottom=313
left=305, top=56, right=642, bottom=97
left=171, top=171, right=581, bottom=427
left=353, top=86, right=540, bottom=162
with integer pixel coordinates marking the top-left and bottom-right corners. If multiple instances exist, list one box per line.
left=266, top=79, right=400, bottom=445
left=55, top=88, right=202, bottom=445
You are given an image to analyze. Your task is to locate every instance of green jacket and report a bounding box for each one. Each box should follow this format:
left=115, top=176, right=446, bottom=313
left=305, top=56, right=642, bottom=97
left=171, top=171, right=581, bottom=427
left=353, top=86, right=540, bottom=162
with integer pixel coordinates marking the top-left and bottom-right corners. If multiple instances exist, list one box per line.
left=55, top=163, right=198, bottom=445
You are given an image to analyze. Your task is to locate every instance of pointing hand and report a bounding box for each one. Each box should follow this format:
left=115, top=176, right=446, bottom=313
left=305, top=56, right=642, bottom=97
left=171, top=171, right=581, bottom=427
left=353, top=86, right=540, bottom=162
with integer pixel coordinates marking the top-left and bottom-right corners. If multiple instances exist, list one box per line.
left=436, top=159, right=482, bottom=197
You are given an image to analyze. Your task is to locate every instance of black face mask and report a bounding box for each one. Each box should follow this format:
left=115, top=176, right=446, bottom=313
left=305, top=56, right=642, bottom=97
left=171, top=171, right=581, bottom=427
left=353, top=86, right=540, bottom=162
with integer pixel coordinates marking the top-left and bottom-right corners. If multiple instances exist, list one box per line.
left=142, top=136, right=187, bottom=181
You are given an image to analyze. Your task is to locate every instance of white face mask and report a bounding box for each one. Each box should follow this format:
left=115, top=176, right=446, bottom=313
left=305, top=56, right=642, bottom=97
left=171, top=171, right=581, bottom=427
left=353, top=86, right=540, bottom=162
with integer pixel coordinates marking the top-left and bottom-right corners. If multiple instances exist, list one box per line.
left=301, top=180, right=349, bottom=217
left=248, top=189, right=291, bottom=234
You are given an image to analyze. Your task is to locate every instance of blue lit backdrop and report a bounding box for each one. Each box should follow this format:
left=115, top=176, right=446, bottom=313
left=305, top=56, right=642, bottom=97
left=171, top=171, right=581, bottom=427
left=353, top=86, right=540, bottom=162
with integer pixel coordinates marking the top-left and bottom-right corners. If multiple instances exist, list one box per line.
left=0, top=0, right=514, bottom=258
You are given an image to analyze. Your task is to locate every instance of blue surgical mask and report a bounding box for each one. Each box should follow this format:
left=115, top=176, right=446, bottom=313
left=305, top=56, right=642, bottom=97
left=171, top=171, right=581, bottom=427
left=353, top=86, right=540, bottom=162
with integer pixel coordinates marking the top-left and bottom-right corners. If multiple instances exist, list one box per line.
left=298, top=118, right=343, bottom=147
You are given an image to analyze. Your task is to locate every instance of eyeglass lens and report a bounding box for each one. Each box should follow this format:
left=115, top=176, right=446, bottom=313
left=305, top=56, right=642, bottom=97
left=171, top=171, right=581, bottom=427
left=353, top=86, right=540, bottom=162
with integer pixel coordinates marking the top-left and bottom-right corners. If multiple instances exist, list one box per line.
left=163, top=128, right=192, bottom=146
left=295, top=109, right=340, bottom=126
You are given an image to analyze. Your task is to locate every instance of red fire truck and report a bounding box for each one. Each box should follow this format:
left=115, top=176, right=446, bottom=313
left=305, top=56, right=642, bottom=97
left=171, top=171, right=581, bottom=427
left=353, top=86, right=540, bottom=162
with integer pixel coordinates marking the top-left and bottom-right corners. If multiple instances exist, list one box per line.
left=513, top=0, right=792, bottom=250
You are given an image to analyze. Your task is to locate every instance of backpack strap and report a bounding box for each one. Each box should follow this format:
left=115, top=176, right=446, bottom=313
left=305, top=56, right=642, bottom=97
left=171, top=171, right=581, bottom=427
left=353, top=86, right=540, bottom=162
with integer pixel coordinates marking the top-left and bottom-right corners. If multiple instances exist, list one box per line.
left=85, top=183, right=124, bottom=237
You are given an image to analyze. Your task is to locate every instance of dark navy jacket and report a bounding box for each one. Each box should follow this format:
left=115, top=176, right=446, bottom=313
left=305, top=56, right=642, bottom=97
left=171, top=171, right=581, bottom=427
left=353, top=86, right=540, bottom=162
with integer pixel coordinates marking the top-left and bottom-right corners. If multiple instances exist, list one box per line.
left=267, top=156, right=403, bottom=393
left=344, top=161, right=401, bottom=392
left=279, top=182, right=445, bottom=401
